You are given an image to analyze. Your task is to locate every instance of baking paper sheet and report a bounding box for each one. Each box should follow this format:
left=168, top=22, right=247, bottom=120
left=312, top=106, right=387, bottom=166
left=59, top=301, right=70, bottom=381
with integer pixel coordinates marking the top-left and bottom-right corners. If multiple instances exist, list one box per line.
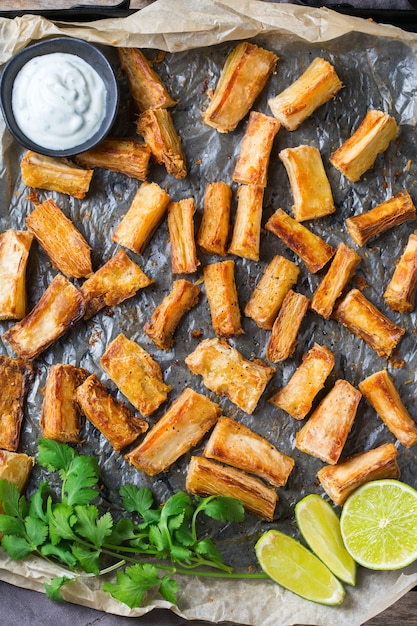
left=1, top=1, right=417, bottom=624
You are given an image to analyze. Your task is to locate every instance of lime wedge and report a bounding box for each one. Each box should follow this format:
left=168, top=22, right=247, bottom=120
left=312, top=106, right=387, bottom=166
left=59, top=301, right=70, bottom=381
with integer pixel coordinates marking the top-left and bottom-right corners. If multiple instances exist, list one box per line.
left=295, top=494, right=356, bottom=585
left=340, top=479, right=417, bottom=570
left=255, top=529, right=345, bottom=605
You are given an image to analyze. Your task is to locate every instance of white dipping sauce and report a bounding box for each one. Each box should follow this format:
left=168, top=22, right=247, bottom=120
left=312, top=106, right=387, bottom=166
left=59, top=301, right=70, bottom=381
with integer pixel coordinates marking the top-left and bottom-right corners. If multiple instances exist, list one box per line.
left=12, top=52, right=107, bottom=150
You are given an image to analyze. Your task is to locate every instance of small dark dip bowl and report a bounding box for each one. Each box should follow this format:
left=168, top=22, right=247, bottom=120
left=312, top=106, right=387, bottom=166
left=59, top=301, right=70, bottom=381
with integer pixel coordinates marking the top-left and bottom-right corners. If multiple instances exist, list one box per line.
left=0, top=36, right=119, bottom=158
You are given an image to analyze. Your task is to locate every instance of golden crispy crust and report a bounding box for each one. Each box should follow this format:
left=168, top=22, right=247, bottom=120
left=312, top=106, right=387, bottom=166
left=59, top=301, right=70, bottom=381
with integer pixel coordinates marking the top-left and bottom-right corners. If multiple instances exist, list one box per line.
left=125, top=388, right=220, bottom=476
left=333, top=288, right=405, bottom=359
left=75, top=137, right=151, bottom=181
left=197, top=182, right=232, bottom=256
left=265, top=208, right=335, bottom=273
left=0, top=355, right=33, bottom=451
left=100, top=333, right=171, bottom=417
left=76, top=374, right=148, bottom=452
left=266, top=290, right=310, bottom=363
left=144, top=279, right=200, bottom=351
left=233, top=111, right=280, bottom=187
left=228, top=184, right=264, bottom=261
left=21, top=150, right=93, bottom=199
left=203, top=416, right=294, bottom=487
left=168, top=198, right=200, bottom=274
left=203, top=260, right=244, bottom=338
left=2, top=274, right=85, bottom=360
left=186, top=456, right=277, bottom=521
left=0, top=229, right=33, bottom=321
left=384, top=232, right=417, bottom=313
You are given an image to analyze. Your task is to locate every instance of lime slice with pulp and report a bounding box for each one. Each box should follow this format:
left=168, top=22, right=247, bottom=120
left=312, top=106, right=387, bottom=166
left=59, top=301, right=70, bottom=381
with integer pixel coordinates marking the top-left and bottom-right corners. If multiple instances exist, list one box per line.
left=340, top=479, right=417, bottom=570
left=295, top=493, right=356, bottom=585
left=255, top=529, right=345, bottom=605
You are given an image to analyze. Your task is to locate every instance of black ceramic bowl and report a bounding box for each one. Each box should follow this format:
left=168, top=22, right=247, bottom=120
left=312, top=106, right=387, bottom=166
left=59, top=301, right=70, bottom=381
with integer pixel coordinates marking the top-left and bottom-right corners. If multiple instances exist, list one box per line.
left=0, top=36, right=119, bottom=158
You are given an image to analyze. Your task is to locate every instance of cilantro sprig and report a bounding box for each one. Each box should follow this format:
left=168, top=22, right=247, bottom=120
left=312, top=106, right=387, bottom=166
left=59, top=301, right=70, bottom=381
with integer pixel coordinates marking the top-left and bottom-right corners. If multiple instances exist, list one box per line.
left=0, top=439, right=267, bottom=609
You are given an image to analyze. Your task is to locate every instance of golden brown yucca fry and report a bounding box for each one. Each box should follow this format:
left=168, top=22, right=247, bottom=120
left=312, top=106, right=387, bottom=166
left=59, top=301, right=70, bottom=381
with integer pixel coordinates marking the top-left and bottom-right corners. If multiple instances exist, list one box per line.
left=333, top=288, right=405, bottom=359
left=244, top=255, right=300, bottom=330
left=125, top=388, right=221, bottom=476
left=0, top=355, right=33, bottom=452
left=76, top=374, right=148, bottom=452
left=186, top=456, right=277, bottom=521
left=279, top=145, right=335, bottom=222
left=203, top=259, right=244, bottom=338
left=232, top=111, right=280, bottom=187
left=111, top=181, right=171, bottom=255
left=40, top=364, right=89, bottom=444
left=266, top=290, right=310, bottom=363
left=136, top=108, right=187, bottom=179
left=75, top=137, right=151, bottom=181
left=197, top=182, right=232, bottom=256
left=359, top=369, right=417, bottom=448
left=317, top=442, right=400, bottom=506
left=330, top=109, right=399, bottom=182
left=269, top=343, right=335, bottom=420
left=80, top=249, right=153, bottom=320
left=185, top=337, right=274, bottom=415
left=311, top=243, right=361, bottom=319
left=118, top=47, right=177, bottom=112
left=268, top=57, right=343, bottom=131
left=265, top=208, right=335, bottom=273
left=167, top=198, right=200, bottom=274
left=0, top=229, right=33, bottom=320
left=20, top=150, right=93, bottom=199
left=100, top=333, right=171, bottom=417
left=144, top=279, right=200, bottom=351
left=345, top=189, right=416, bottom=247
left=228, top=184, right=264, bottom=261
left=26, top=196, right=92, bottom=279
left=384, top=232, right=417, bottom=313
left=2, top=274, right=85, bottom=360
left=202, top=42, right=278, bottom=133
left=203, top=416, right=294, bottom=488
left=295, top=379, right=362, bottom=465
left=0, top=450, right=34, bottom=511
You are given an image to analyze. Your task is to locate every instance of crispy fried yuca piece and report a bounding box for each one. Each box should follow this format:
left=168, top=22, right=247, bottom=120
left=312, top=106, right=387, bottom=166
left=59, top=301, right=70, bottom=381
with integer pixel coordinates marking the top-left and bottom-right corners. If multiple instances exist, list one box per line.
left=40, top=364, right=89, bottom=444
left=100, top=333, right=171, bottom=417
left=136, top=109, right=187, bottom=179
left=202, top=42, right=278, bottom=133
left=330, top=110, right=399, bottom=182
left=268, top=57, right=343, bottom=131
left=279, top=145, right=335, bottom=222
left=75, top=137, right=151, bottom=181
left=144, top=279, right=200, bottom=351
left=333, top=288, right=405, bottom=359
left=0, top=450, right=34, bottom=510
left=197, top=182, right=232, bottom=256
left=359, top=369, right=417, bottom=448
left=125, top=388, right=220, bottom=476
left=168, top=198, right=200, bottom=274
left=265, top=208, right=335, bottom=273
left=80, top=249, right=153, bottom=320
left=0, top=355, right=33, bottom=452
left=317, top=443, right=400, bottom=506
left=26, top=196, right=92, bottom=279
left=185, top=337, right=274, bottom=414
left=384, top=232, right=417, bottom=313
left=266, top=290, right=310, bottom=363
left=233, top=111, right=280, bottom=187
left=269, top=343, right=334, bottom=420
left=112, top=181, right=171, bottom=255
left=296, top=379, right=362, bottom=465
left=204, top=260, right=243, bottom=338
left=118, top=47, right=177, bottom=112
left=311, top=243, right=361, bottom=319
left=345, top=190, right=416, bottom=247
left=228, top=184, right=264, bottom=261
left=245, top=255, right=300, bottom=330
left=2, top=274, right=85, bottom=360
left=203, top=416, right=294, bottom=488
left=76, top=374, right=148, bottom=451
left=186, top=456, right=277, bottom=521
left=0, top=229, right=33, bottom=320
left=21, top=150, right=93, bottom=199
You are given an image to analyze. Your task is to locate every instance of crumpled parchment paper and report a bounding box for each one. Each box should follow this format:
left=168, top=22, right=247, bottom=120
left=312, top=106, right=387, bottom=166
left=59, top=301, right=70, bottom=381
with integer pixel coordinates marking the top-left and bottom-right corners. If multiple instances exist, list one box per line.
left=1, top=2, right=417, bottom=625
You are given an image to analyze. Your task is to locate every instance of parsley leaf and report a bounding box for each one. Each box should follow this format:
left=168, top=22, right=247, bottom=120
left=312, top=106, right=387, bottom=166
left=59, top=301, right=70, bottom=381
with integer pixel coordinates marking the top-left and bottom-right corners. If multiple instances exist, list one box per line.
left=103, top=563, right=166, bottom=609
left=44, top=576, right=73, bottom=602
left=38, top=438, right=75, bottom=473
left=74, top=505, right=113, bottom=548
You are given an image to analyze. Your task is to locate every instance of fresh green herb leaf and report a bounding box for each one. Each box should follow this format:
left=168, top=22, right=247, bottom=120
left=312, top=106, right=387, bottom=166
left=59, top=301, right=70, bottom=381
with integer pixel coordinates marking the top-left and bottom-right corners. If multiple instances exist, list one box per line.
left=29, top=482, right=49, bottom=522
left=159, top=575, right=178, bottom=604
left=74, top=505, right=113, bottom=548
left=148, top=524, right=169, bottom=553
left=199, top=496, right=245, bottom=523
left=44, top=575, right=73, bottom=602
left=107, top=517, right=137, bottom=545
left=38, top=438, right=75, bottom=473
left=62, top=455, right=99, bottom=507
left=169, top=544, right=193, bottom=563
left=71, top=543, right=101, bottom=574
left=120, top=485, right=160, bottom=523
left=103, top=563, right=166, bottom=609
left=1, top=535, right=34, bottom=560
left=195, top=537, right=223, bottom=563
left=47, top=500, right=77, bottom=544
left=0, top=479, right=27, bottom=519
left=41, top=542, right=79, bottom=569
left=0, top=514, right=26, bottom=537
left=24, top=516, right=48, bottom=548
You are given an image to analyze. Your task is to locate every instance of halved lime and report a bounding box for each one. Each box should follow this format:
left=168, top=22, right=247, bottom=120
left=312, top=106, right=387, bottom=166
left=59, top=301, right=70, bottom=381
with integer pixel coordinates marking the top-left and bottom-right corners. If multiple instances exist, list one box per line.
left=295, top=494, right=356, bottom=585
left=255, top=529, right=345, bottom=605
left=340, top=479, right=417, bottom=570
